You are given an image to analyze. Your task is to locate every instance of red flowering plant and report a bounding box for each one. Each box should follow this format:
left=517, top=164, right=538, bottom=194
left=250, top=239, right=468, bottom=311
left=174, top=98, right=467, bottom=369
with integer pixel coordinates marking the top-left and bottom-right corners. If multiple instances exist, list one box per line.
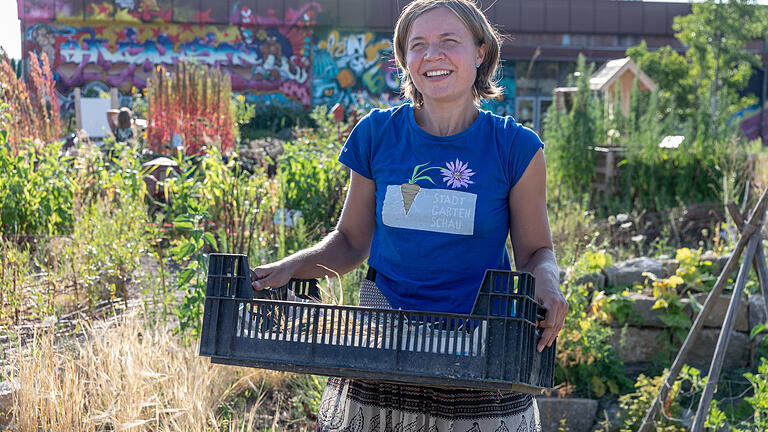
left=146, top=62, right=234, bottom=156
left=0, top=50, right=61, bottom=154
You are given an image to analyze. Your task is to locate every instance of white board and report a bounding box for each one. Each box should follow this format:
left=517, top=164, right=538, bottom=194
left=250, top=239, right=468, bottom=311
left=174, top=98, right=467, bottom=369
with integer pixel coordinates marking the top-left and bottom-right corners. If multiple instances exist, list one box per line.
left=80, top=97, right=112, bottom=138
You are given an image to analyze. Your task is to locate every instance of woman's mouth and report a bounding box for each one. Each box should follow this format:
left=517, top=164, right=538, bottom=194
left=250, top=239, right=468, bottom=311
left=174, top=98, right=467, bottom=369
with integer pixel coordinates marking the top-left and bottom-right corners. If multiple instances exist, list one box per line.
left=424, top=70, right=452, bottom=80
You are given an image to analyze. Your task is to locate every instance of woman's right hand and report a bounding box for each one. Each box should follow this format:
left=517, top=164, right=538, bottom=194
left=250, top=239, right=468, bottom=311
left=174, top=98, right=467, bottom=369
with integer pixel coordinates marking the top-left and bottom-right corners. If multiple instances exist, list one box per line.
left=249, top=171, right=376, bottom=293
left=251, top=259, right=298, bottom=291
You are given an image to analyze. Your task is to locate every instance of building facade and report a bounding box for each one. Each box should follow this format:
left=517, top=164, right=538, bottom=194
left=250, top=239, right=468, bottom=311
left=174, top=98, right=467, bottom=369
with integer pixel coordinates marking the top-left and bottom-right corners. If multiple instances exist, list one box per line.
left=17, top=0, right=724, bottom=132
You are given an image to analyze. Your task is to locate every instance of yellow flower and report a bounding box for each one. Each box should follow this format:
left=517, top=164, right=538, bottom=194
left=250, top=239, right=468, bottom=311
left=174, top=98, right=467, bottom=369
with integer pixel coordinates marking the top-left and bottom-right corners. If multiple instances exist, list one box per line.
left=667, top=275, right=685, bottom=287
left=675, top=248, right=692, bottom=262
left=236, top=95, right=245, bottom=102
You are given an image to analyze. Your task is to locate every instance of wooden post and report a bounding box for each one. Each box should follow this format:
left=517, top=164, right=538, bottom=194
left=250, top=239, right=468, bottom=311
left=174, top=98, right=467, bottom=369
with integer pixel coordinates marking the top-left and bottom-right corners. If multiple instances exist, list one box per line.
left=638, top=187, right=768, bottom=432
left=727, top=202, right=768, bottom=320
left=74, top=88, right=82, bottom=131
left=690, top=232, right=762, bottom=431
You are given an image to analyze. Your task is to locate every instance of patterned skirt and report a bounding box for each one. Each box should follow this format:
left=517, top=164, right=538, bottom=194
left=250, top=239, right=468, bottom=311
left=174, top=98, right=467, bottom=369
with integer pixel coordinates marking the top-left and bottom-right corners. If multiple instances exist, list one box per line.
left=315, top=279, right=541, bottom=432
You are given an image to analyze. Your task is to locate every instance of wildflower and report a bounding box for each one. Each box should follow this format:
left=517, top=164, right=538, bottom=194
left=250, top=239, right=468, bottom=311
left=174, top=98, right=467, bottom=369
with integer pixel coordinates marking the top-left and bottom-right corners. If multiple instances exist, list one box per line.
left=440, top=159, right=475, bottom=189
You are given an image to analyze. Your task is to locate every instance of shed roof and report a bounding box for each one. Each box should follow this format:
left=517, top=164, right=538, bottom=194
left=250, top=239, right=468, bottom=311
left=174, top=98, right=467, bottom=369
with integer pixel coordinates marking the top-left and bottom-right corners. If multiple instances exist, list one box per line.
left=589, top=57, right=656, bottom=92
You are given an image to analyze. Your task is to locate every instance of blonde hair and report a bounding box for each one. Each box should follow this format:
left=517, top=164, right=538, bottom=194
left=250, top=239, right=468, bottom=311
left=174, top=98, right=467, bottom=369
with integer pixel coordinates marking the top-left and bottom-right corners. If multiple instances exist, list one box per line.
left=393, top=0, right=503, bottom=108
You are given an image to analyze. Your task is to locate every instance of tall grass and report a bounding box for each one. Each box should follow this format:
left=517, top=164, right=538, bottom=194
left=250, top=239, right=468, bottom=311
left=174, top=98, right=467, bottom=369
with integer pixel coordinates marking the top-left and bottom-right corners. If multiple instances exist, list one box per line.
left=7, top=309, right=285, bottom=431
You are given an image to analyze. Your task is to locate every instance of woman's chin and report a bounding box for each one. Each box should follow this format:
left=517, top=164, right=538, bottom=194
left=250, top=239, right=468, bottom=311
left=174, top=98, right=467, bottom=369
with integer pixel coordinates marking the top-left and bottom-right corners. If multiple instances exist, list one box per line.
left=421, top=91, right=473, bottom=106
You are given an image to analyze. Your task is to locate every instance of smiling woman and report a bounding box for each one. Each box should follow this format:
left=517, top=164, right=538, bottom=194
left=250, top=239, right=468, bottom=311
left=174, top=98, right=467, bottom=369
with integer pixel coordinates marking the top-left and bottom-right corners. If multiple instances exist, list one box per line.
left=248, top=1, right=566, bottom=431
left=393, top=0, right=502, bottom=112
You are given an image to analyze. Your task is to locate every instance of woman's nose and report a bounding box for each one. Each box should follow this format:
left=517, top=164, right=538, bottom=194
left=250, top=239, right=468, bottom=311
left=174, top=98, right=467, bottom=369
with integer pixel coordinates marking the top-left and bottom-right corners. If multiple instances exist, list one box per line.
left=424, top=42, right=444, bottom=60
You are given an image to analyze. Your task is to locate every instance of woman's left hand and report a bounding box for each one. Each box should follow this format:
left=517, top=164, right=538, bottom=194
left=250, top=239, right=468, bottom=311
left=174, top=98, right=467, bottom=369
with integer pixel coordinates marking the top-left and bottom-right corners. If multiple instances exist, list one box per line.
left=532, top=270, right=568, bottom=352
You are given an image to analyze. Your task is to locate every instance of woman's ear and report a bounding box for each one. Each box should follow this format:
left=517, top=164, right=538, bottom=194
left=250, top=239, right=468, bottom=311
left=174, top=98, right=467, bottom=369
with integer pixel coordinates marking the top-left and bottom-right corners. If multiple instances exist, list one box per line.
left=476, top=42, right=487, bottom=68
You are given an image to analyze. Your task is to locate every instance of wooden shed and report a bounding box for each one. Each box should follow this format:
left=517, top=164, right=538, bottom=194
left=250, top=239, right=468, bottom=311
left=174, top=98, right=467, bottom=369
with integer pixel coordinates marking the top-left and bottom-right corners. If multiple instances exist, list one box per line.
left=555, top=57, right=656, bottom=115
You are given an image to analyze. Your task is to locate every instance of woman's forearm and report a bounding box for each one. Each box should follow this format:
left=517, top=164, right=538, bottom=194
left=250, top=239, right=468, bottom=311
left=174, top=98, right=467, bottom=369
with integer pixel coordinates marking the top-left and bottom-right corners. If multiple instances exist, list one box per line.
left=277, top=228, right=371, bottom=280
left=518, top=247, right=559, bottom=283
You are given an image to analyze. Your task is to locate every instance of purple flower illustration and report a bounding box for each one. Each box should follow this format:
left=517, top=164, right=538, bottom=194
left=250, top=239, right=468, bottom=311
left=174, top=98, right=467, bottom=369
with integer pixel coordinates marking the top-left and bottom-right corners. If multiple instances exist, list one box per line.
left=440, top=158, right=475, bottom=188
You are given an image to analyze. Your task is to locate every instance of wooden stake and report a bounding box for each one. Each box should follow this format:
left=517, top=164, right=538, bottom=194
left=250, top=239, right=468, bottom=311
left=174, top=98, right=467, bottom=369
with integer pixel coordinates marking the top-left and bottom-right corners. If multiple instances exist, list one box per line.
left=727, top=202, right=768, bottom=320
left=638, top=187, right=768, bottom=432
left=690, top=232, right=761, bottom=432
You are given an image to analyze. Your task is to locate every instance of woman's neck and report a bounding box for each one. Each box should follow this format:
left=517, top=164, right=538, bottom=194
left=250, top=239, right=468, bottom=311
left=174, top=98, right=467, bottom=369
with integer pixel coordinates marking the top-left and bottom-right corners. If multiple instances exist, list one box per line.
left=413, top=97, right=479, bottom=137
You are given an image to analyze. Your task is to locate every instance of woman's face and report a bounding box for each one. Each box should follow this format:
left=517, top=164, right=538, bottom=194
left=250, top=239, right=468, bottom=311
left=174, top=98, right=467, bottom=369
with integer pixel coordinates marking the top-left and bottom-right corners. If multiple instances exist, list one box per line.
left=406, top=7, right=485, bottom=106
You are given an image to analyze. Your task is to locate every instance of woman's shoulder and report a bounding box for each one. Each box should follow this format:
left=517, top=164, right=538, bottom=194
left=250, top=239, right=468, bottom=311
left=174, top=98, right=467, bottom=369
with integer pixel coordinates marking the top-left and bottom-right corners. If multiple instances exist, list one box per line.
left=482, top=110, right=543, bottom=146
left=360, top=104, right=410, bottom=125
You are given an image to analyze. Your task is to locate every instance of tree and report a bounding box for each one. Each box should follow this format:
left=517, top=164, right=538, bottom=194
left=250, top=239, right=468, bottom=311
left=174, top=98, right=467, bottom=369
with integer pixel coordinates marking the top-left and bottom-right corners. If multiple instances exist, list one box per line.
left=627, top=1, right=763, bottom=141
left=674, top=0, right=762, bottom=135
left=627, top=42, right=694, bottom=121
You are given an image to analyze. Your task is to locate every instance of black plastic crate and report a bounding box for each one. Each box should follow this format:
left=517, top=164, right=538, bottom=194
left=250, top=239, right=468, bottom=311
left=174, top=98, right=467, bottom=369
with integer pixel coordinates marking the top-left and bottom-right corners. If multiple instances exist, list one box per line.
left=199, top=253, right=555, bottom=393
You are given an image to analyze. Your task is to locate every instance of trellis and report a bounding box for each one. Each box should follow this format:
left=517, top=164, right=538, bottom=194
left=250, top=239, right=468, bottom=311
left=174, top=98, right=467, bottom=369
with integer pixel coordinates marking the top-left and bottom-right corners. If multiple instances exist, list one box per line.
left=639, top=187, right=768, bottom=432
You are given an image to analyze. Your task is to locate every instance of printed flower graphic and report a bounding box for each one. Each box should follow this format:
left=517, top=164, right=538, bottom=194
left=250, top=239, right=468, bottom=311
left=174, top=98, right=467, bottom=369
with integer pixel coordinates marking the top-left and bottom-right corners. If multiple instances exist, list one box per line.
left=441, top=159, right=475, bottom=188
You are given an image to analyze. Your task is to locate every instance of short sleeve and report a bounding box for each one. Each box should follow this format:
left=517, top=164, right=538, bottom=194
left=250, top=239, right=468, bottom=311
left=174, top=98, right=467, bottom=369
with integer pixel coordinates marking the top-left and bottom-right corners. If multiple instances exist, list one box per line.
left=508, top=124, right=544, bottom=188
left=338, top=113, right=374, bottom=179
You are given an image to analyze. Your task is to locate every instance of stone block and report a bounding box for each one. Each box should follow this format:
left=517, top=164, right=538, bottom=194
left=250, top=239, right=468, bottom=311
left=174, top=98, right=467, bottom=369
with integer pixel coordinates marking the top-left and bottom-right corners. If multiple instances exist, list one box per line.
left=609, top=327, right=669, bottom=363
left=591, top=399, right=623, bottom=432
left=537, top=397, right=598, bottom=432
left=687, top=329, right=750, bottom=370
left=701, top=252, right=732, bottom=277
left=686, top=293, right=749, bottom=332
left=660, top=259, right=680, bottom=278
left=749, top=294, right=767, bottom=330
left=604, top=257, right=663, bottom=288
left=574, top=272, right=606, bottom=291
left=0, top=379, right=18, bottom=428
left=611, top=292, right=688, bottom=328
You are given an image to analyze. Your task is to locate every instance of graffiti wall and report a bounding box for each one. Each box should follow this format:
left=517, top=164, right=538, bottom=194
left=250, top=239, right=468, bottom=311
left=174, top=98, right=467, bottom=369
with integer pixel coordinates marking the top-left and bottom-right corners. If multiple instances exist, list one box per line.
left=19, top=1, right=520, bottom=115
left=23, top=1, right=320, bottom=106
left=311, top=29, right=400, bottom=108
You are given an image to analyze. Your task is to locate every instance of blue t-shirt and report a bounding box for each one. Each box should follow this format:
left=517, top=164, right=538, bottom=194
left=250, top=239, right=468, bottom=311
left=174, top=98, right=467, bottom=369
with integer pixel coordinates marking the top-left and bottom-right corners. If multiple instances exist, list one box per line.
left=338, top=104, right=543, bottom=314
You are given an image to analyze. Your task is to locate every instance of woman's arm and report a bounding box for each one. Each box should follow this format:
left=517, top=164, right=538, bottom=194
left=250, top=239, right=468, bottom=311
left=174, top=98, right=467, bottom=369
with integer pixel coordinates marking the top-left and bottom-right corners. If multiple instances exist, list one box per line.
left=508, top=148, right=568, bottom=352
left=251, top=171, right=376, bottom=290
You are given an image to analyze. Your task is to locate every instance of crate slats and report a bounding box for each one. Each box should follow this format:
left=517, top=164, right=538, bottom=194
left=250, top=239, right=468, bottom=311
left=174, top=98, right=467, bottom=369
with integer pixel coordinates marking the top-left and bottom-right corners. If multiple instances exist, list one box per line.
left=199, top=254, right=555, bottom=393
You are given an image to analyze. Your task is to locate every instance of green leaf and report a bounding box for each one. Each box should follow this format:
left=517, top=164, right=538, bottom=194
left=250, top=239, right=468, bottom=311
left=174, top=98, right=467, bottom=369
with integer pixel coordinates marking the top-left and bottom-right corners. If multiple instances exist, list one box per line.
left=750, top=323, right=767, bottom=339
left=203, top=231, right=217, bottom=250
left=659, top=312, right=692, bottom=329
left=170, top=242, right=196, bottom=260
left=177, top=268, right=196, bottom=287
left=173, top=217, right=194, bottom=230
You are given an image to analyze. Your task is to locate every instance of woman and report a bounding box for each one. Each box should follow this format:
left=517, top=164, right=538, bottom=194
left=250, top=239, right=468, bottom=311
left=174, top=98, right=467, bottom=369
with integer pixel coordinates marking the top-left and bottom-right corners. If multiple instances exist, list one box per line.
left=252, top=1, right=567, bottom=430
left=112, top=107, right=135, bottom=143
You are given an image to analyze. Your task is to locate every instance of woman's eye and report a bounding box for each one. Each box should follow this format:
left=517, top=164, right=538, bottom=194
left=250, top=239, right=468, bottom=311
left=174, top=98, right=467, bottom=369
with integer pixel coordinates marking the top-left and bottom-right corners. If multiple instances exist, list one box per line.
left=410, top=43, right=425, bottom=50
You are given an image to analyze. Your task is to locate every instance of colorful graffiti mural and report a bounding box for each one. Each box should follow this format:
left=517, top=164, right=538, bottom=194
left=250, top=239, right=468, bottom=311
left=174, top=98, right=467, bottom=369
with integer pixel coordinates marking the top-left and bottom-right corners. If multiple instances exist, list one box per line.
left=19, top=1, right=520, bottom=115
left=312, top=30, right=401, bottom=108
left=23, top=1, right=320, bottom=106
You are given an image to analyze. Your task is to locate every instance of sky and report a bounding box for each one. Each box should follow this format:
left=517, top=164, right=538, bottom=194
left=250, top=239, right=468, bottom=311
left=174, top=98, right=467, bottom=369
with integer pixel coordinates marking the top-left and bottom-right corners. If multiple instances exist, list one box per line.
left=0, top=0, right=767, bottom=60
left=0, top=1, right=21, bottom=59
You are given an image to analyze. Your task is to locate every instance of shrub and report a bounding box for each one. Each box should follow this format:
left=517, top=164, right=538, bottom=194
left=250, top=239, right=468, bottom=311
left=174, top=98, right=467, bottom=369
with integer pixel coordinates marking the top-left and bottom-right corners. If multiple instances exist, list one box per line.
left=556, top=281, right=631, bottom=398
left=277, top=107, right=351, bottom=238
left=543, top=55, right=603, bottom=203
left=0, top=138, right=73, bottom=236
left=617, top=365, right=705, bottom=432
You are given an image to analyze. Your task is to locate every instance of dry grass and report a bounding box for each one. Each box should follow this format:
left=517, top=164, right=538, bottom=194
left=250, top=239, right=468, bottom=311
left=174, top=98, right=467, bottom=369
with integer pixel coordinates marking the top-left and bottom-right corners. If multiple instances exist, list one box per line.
left=6, top=309, right=286, bottom=431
